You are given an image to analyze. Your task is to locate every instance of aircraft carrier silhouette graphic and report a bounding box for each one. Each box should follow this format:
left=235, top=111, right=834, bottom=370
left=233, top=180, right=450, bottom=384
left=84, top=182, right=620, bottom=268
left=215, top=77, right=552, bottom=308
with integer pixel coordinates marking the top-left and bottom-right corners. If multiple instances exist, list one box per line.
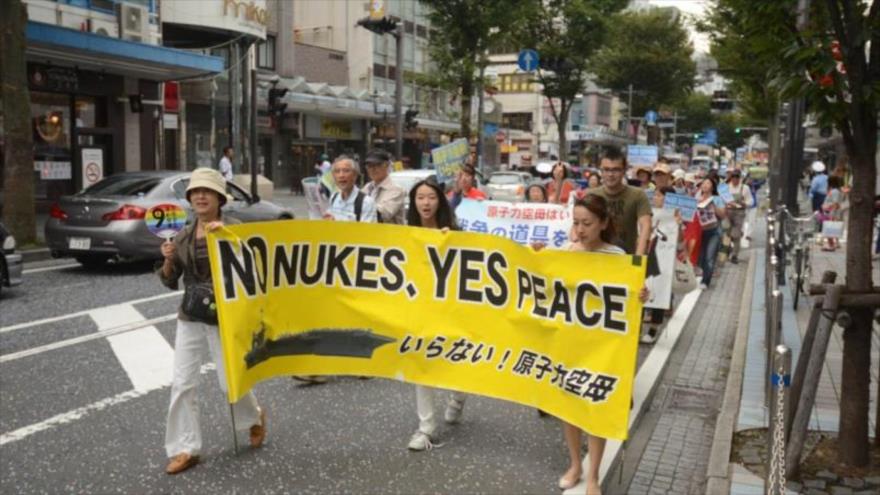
left=244, top=323, right=396, bottom=369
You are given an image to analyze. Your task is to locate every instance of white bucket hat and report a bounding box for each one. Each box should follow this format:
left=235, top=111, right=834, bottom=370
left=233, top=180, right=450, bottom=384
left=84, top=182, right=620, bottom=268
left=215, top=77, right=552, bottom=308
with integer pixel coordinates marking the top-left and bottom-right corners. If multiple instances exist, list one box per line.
left=186, top=168, right=232, bottom=206
left=811, top=161, right=826, bottom=173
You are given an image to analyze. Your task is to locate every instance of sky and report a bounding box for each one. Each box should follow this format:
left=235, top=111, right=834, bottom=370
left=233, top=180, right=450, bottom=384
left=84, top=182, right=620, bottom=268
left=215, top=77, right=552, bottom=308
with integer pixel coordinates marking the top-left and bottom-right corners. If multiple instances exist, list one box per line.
left=647, top=0, right=711, bottom=54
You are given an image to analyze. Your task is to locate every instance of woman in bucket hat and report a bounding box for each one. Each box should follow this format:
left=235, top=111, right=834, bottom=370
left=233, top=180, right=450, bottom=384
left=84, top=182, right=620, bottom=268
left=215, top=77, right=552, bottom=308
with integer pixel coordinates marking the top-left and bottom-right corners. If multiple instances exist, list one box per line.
left=157, top=168, right=267, bottom=475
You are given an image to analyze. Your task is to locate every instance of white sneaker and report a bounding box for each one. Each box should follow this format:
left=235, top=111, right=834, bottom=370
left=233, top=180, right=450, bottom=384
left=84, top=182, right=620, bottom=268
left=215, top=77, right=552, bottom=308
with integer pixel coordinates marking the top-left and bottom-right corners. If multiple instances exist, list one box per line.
left=699, top=283, right=709, bottom=290
left=640, top=327, right=658, bottom=344
left=444, top=399, right=464, bottom=424
left=407, top=431, right=434, bottom=451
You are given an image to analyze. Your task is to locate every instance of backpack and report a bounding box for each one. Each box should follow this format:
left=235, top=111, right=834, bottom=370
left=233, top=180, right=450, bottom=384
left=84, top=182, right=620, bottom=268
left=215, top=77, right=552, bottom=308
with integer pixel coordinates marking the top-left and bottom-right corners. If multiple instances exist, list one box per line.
left=331, top=191, right=365, bottom=221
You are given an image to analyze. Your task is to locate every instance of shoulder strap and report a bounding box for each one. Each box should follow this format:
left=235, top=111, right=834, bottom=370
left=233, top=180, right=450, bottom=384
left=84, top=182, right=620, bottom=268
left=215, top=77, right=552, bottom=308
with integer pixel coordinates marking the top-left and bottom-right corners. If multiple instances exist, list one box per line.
left=354, top=191, right=365, bottom=222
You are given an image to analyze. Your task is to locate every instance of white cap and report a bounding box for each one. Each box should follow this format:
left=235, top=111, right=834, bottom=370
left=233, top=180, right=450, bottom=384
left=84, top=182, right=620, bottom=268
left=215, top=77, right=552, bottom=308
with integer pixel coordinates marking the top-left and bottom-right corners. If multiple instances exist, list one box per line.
left=811, top=161, right=826, bottom=173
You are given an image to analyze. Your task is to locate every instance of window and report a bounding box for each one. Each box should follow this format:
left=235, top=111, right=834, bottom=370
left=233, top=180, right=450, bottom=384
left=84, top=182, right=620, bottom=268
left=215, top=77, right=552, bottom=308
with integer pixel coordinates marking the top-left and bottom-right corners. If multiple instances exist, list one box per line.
left=416, top=25, right=427, bottom=38
left=502, top=112, right=533, bottom=132
left=404, top=21, right=414, bottom=34
left=257, top=35, right=276, bottom=70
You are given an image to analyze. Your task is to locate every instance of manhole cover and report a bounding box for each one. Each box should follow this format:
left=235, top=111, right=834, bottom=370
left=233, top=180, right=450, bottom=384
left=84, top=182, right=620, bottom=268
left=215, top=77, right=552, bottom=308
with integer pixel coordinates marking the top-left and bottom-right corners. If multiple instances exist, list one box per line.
left=666, top=387, right=720, bottom=416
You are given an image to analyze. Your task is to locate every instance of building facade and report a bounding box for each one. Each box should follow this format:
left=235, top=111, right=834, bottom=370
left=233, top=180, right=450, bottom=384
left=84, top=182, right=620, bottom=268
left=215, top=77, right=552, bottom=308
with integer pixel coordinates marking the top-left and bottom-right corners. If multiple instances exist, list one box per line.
left=18, top=0, right=223, bottom=209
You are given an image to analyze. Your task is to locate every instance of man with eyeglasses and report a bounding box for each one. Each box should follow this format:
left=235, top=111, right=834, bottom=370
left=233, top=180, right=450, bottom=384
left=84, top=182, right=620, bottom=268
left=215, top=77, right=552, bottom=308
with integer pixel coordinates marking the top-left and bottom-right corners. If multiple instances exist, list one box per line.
left=587, top=147, right=652, bottom=256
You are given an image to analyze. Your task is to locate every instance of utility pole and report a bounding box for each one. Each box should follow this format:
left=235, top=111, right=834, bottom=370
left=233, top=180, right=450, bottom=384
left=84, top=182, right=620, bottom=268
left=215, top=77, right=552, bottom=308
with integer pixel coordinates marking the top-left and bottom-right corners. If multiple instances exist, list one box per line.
left=249, top=67, right=259, bottom=200
left=627, top=83, right=634, bottom=143
left=780, top=0, right=811, bottom=213
left=476, top=62, right=486, bottom=176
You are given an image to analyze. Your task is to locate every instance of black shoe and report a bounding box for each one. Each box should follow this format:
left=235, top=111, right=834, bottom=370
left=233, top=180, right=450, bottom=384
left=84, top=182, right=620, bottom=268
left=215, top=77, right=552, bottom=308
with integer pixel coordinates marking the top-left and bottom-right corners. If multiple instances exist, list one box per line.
left=730, top=256, right=739, bottom=264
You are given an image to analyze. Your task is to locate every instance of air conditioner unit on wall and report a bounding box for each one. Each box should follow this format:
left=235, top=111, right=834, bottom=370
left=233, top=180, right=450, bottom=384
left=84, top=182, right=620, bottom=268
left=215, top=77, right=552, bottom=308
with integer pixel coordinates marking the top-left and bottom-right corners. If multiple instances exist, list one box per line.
left=89, top=18, right=119, bottom=38
left=117, top=2, right=147, bottom=43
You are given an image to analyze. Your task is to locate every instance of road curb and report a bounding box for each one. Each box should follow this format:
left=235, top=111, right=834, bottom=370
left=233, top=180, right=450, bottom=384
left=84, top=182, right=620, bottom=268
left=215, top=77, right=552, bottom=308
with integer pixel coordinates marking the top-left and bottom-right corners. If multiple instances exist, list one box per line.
left=21, top=248, right=55, bottom=264
left=705, top=251, right=757, bottom=494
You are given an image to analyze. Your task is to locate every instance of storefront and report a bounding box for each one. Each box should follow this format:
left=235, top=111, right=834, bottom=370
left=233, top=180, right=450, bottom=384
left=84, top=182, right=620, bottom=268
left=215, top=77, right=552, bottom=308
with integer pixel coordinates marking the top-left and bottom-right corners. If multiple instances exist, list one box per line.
left=21, top=21, right=224, bottom=208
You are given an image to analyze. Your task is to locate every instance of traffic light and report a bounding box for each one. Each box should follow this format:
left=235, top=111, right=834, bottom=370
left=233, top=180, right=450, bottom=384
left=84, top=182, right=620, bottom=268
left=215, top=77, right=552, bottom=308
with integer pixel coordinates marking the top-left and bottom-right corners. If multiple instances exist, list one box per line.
left=735, top=127, right=741, bottom=134
left=404, top=109, right=419, bottom=130
left=268, top=87, right=288, bottom=126
left=356, top=16, right=399, bottom=34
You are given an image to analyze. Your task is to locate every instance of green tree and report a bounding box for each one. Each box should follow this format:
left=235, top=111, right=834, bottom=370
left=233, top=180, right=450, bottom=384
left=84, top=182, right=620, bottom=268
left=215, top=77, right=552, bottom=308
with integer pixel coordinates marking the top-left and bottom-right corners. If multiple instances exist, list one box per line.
left=518, top=0, right=628, bottom=158
left=706, top=0, right=879, bottom=469
left=418, top=0, right=527, bottom=139
left=676, top=93, right=714, bottom=135
left=593, top=8, right=697, bottom=140
left=0, top=0, right=36, bottom=244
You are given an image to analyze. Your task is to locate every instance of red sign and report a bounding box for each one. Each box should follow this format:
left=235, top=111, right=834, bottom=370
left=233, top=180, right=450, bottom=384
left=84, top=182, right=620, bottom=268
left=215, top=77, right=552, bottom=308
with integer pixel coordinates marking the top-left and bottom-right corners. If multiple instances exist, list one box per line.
left=164, top=82, right=179, bottom=113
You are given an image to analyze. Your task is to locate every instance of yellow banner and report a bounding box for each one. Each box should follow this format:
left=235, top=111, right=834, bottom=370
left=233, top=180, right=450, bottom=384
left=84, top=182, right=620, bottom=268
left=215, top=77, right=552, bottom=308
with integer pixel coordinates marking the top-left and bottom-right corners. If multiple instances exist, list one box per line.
left=208, top=221, right=645, bottom=440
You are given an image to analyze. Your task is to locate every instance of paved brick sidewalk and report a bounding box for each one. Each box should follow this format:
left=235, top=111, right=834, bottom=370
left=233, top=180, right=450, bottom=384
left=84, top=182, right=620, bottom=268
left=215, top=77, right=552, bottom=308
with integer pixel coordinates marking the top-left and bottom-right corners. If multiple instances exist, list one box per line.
left=608, top=254, right=750, bottom=494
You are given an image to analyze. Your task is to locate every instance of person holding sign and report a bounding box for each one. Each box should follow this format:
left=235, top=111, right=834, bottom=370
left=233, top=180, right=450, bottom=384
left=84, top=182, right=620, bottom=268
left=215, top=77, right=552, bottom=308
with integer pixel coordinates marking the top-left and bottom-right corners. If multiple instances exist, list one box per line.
left=534, top=194, right=648, bottom=494
left=447, top=164, right=486, bottom=209
left=723, top=169, right=753, bottom=263
left=405, top=178, right=468, bottom=451
left=157, top=168, right=267, bottom=475
left=325, top=156, right=378, bottom=223
left=695, top=178, right=727, bottom=289
left=362, top=149, right=406, bottom=225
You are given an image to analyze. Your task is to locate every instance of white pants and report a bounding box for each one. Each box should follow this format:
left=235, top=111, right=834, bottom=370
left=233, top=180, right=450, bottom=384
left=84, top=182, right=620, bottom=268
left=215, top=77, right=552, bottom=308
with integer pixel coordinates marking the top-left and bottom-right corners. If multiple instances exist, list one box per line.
left=415, top=385, right=465, bottom=436
left=165, top=318, right=261, bottom=458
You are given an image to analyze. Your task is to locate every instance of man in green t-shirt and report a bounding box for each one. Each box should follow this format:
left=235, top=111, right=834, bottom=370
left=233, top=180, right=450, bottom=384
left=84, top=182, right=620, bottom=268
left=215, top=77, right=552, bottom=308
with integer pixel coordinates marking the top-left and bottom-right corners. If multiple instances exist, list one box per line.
left=588, top=147, right=652, bottom=255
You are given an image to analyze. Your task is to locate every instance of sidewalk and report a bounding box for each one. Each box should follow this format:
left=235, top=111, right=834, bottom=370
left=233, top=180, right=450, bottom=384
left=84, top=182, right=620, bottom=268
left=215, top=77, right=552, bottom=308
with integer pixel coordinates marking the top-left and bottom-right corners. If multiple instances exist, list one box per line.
left=604, top=250, right=753, bottom=494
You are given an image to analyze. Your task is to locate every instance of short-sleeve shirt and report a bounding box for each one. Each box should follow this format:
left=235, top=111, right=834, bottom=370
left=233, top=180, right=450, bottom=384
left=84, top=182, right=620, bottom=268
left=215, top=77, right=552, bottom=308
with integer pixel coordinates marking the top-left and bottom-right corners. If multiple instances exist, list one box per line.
left=562, top=241, right=626, bottom=255
left=327, top=186, right=378, bottom=223
left=587, top=185, right=652, bottom=254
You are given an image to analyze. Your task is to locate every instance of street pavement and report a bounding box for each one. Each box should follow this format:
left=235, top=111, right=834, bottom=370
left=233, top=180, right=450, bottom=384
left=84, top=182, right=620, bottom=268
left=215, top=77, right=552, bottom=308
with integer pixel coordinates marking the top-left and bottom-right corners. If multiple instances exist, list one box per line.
left=1, top=193, right=663, bottom=494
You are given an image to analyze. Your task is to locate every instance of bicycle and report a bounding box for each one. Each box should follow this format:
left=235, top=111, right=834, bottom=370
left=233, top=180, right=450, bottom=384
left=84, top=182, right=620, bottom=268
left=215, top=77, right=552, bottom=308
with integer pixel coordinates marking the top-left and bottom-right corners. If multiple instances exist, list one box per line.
left=782, top=209, right=817, bottom=309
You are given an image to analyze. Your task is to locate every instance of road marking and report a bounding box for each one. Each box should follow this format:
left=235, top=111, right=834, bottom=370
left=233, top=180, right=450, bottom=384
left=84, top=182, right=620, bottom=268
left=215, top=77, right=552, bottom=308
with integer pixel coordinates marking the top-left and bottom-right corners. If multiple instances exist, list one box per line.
left=90, top=305, right=175, bottom=392
left=22, top=263, right=82, bottom=274
left=0, top=314, right=177, bottom=363
left=0, top=364, right=214, bottom=446
left=563, top=287, right=702, bottom=495
left=0, top=291, right=181, bottom=334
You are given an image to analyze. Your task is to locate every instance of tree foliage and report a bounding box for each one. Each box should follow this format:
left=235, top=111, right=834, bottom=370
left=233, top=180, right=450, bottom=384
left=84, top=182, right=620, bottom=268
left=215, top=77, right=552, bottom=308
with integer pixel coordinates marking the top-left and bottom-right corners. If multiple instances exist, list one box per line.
left=593, top=8, right=697, bottom=118
left=517, top=0, right=627, bottom=158
left=418, top=0, right=528, bottom=138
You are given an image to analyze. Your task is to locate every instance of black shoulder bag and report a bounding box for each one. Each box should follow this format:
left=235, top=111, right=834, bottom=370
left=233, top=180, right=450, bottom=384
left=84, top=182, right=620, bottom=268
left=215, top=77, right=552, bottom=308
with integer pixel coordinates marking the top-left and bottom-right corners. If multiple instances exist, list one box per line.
left=181, top=228, right=218, bottom=325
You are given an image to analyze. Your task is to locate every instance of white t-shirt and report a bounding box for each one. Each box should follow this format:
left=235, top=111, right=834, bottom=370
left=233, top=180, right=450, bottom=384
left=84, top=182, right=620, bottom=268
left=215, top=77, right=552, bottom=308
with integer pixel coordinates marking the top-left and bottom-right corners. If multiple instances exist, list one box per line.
left=218, top=156, right=234, bottom=181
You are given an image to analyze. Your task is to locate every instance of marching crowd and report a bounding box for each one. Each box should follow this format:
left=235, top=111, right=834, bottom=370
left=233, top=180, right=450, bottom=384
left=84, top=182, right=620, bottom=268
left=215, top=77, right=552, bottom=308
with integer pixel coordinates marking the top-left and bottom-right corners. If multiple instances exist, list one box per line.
left=155, top=146, right=755, bottom=495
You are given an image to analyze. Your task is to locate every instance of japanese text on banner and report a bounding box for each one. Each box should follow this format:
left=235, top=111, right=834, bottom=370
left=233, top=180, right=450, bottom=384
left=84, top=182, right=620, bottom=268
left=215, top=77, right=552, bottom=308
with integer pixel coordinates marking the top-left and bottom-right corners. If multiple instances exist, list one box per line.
left=455, top=198, right=574, bottom=249
left=207, top=221, right=646, bottom=440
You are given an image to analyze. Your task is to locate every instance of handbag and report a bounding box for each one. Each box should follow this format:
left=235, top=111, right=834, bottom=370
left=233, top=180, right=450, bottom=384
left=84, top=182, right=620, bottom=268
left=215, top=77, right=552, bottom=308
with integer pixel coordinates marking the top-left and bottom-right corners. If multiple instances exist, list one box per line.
left=181, top=227, right=218, bottom=324
left=672, top=258, right=698, bottom=293
left=182, top=282, right=218, bottom=324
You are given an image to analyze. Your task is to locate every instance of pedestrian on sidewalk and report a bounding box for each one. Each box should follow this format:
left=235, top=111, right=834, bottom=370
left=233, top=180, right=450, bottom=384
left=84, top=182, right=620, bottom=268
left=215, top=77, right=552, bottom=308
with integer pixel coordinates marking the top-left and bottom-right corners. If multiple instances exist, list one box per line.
left=723, top=169, right=752, bottom=264
left=535, top=194, right=648, bottom=495
left=405, top=178, right=467, bottom=451
left=820, top=175, right=844, bottom=251
left=362, top=149, right=406, bottom=224
left=695, top=178, right=727, bottom=289
left=158, top=168, right=267, bottom=475
left=809, top=161, right=828, bottom=212
left=218, top=146, right=235, bottom=182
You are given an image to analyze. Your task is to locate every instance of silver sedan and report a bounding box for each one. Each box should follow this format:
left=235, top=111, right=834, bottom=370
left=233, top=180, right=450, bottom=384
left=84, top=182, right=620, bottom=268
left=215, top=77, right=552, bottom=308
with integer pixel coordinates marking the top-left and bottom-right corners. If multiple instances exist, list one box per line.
left=45, top=171, right=294, bottom=267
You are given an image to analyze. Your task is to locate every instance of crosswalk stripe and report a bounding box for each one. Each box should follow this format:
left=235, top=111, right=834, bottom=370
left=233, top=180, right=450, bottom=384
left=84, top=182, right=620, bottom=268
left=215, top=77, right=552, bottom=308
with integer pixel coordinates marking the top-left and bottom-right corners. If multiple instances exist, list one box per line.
left=89, top=305, right=175, bottom=393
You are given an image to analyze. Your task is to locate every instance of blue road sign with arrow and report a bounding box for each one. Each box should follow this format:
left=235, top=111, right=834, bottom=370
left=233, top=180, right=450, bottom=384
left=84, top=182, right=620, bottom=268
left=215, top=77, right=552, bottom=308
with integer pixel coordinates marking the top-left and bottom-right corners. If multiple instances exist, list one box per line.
left=517, top=49, right=539, bottom=72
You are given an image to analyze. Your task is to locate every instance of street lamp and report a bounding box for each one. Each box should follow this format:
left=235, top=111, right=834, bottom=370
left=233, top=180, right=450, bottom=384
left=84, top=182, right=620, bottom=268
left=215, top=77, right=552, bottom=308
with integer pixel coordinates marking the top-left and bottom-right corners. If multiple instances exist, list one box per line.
left=357, top=15, right=404, bottom=160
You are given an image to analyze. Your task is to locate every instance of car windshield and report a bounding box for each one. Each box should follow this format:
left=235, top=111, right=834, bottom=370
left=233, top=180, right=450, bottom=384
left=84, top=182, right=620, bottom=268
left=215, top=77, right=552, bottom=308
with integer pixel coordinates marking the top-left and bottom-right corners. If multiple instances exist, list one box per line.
left=490, top=174, right=521, bottom=185
left=81, top=175, right=162, bottom=196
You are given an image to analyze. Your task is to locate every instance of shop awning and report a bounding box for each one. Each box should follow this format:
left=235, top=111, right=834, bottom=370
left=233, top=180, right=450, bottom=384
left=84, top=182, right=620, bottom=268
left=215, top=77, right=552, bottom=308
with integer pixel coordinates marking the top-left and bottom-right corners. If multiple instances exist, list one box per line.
left=26, top=21, right=224, bottom=81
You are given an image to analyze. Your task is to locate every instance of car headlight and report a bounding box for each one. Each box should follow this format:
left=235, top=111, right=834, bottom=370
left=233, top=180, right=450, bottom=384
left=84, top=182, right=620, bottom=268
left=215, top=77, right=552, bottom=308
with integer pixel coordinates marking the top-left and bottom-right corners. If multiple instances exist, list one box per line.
left=2, top=235, right=15, bottom=251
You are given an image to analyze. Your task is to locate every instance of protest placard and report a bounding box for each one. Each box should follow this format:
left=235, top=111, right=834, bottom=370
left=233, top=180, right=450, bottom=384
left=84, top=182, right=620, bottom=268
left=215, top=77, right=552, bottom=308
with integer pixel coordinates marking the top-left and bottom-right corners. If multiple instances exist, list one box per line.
left=431, top=139, right=470, bottom=181
left=643, top=208, right=679, bottom=310
left=208, top=221, right=646, bottom=440
left=455, top=199, right=573, bottom=248
left=663, top=193, right=698, bottom=222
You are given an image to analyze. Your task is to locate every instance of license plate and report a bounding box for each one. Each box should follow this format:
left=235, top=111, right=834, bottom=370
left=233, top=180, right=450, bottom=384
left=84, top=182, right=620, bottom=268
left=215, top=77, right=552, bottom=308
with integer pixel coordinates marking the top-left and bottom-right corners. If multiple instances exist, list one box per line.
left=68, top=237, right=91, bottom=250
